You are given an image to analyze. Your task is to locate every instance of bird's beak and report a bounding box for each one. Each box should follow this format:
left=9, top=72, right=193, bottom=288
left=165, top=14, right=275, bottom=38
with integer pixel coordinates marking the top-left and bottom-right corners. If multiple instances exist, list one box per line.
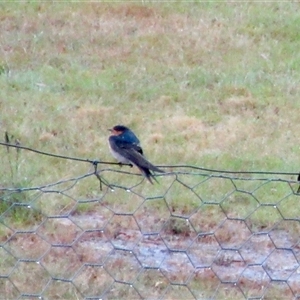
left=108, top=128, right=113, bottom=132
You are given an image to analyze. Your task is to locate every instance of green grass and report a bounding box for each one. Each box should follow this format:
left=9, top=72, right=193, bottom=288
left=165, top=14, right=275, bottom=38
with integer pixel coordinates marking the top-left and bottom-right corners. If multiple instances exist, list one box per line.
left=1, top=2, right=300, bottom=299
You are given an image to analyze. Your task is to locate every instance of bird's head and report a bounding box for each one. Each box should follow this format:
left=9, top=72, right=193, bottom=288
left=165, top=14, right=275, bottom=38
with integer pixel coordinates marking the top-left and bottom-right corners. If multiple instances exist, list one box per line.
left=108, top=125, right=129, bottom=136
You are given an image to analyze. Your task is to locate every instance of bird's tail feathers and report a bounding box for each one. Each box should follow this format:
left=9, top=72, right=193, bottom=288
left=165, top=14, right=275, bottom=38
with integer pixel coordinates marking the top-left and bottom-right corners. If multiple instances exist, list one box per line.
left=138, top=167, right=159, bottom=184
left=149, top=164, right=164, bottom=173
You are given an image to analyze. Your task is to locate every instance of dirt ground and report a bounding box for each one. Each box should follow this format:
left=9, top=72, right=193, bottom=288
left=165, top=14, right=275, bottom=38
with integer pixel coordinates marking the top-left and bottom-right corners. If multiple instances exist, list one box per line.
left=3, top=207, right=299, bottom=299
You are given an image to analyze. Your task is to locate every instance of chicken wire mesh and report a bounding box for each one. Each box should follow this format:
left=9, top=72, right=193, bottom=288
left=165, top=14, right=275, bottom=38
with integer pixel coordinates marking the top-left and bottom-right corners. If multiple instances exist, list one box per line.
left=1, top=143, right=300, bottom=300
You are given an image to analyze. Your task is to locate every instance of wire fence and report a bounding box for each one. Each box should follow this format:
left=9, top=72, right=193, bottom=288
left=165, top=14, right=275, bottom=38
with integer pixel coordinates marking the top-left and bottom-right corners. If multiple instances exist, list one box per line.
left=1, top=141, right=300, bottom=299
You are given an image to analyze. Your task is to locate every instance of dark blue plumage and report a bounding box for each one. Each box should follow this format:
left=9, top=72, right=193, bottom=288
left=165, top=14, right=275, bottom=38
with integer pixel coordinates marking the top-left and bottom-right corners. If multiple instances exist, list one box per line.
left=108, top=125, right=163, bottom=183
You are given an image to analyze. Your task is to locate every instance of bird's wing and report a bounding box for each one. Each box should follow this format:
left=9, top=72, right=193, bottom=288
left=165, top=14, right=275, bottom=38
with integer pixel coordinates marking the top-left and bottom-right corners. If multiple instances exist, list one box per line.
left=113, top=138, right=163, bottom=173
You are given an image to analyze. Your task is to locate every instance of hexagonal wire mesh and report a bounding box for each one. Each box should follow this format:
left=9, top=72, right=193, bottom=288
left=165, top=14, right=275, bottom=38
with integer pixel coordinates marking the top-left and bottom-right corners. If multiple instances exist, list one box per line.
left=1, top=143, right=300, bottom=299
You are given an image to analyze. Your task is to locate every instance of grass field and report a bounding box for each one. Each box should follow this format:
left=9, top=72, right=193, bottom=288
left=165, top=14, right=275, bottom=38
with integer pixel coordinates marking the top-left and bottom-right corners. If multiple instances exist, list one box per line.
left=1, top=2, right=300, bottom=172
left=1, top=1, right=300, bottom=299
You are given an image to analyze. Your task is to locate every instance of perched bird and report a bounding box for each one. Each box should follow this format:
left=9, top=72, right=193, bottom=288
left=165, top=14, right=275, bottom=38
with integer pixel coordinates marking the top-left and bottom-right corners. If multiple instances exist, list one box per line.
left=108, top=125, right=164, bottom=183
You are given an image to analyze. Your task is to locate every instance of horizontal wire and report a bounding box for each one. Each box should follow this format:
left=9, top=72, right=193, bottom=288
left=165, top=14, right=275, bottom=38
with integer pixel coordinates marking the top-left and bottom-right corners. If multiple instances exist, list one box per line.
left=159, top=164, right=300, bottom=176
left=0, top=142, right=118, bottom=165
left=0, top=142, right=299, bottom=177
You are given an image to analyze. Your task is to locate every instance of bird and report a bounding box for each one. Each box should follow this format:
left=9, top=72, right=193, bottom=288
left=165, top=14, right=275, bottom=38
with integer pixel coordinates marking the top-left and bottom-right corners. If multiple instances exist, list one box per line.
left=108, top=125, right=164, bottom=184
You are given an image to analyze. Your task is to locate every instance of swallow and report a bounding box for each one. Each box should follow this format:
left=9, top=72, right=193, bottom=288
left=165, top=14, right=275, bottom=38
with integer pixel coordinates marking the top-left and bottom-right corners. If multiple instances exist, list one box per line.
left=108, top=125, right=164, bottom=184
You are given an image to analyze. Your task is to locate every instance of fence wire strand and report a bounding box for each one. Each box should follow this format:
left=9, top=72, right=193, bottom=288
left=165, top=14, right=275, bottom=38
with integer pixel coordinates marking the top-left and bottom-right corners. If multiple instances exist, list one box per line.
left=1, top=143, right=300, bottom=299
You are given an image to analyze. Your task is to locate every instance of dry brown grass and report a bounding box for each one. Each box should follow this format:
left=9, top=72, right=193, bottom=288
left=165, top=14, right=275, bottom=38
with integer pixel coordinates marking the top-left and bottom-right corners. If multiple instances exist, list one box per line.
left=2, top=2, right=300, bottom=171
